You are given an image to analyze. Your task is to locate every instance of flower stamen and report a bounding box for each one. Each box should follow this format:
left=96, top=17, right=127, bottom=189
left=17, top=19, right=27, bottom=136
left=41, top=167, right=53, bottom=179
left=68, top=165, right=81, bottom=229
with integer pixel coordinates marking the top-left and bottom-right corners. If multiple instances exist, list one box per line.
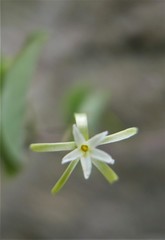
left=81, top=144, right=89, bottom=152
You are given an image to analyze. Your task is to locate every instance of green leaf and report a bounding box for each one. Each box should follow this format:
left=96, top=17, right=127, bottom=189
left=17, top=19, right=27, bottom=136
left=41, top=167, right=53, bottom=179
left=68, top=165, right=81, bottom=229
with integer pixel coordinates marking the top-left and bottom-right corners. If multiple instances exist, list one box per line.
left=92, top=159, right=119, bottom=183
left=62, top=84, right=90, bottom=124
left=51, top=159, right=79, bottom=194
left=30, top=141, right=76, bottom=152
left=0, top=57, right=13, bottom=90
left=1, top=32, right=47, bottom=175
left=79, top=91, right=109, bottom=133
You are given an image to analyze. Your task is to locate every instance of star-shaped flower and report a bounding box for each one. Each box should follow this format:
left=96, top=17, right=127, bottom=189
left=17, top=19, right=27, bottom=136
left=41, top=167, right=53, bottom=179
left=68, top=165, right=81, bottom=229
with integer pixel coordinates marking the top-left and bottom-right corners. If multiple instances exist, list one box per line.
left=30, top=113, right=138, bottom=194
left=62, top=124, right=114, bottom=179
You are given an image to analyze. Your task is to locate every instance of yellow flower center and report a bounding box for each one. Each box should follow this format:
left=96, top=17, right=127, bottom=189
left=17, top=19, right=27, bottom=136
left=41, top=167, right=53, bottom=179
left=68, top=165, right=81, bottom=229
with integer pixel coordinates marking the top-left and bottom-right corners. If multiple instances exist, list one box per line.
left=81, top=144, right=89, bottom=152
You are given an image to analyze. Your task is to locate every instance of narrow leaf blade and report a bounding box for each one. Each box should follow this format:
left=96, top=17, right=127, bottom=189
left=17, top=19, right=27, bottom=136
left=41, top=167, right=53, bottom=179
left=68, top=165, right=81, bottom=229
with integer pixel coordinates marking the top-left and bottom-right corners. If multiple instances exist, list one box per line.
left=1, top=33, right=47, bottom=174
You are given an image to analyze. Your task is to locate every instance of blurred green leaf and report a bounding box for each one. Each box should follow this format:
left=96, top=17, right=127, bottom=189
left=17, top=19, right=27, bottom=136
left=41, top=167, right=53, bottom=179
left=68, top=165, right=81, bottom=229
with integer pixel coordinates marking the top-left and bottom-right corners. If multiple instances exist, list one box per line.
left=79, top=91, right=109, bottom=134
left=51, top=159, right=79, bottom=194
left=103, top=110, right=124, bottom=133
left=62, top=85, right=109, bottom=134
left=92, top=159, right=118, bottom=183
left=0, top=57, right=13, bottom=91
left=1, top=32, right=47, bottom=175
left=62, top=84, right=90, bottom=124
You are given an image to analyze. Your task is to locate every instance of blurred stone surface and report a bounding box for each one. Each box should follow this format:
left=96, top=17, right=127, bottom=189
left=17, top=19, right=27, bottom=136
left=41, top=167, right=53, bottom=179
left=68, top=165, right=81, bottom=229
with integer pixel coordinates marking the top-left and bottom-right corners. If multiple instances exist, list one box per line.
left=1, top=0, right=165, bottom=239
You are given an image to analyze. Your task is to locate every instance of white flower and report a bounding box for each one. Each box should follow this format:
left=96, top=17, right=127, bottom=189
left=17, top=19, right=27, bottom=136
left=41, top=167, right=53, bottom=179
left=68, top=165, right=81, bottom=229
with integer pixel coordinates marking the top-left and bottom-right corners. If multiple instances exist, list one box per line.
left=62, top=124, right=115, bottom=179
left=30, top=113, right=138, bottom=194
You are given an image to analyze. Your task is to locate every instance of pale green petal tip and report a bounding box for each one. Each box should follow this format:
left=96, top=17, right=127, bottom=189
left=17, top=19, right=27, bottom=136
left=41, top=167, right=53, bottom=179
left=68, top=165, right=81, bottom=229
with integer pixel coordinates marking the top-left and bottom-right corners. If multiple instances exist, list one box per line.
left=111, top=174, right=119, bottom=183
left=106, top=169, right=119, bottom=184
left=30, top=144, right=40, bottom=152
left=29, top=143, right=52, bottom=152
left=51, top=184, right=61, bottom=195
left=30, top=143, right=56, bottom=152
left=129, top=127, right=138, bottom=135
left=51, top=186, right=58, bottom=195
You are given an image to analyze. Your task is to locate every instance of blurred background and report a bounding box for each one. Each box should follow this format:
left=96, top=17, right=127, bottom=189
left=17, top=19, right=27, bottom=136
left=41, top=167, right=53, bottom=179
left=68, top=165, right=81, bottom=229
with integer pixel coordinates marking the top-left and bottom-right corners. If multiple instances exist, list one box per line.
left=1, top=0, right=165, bottom=239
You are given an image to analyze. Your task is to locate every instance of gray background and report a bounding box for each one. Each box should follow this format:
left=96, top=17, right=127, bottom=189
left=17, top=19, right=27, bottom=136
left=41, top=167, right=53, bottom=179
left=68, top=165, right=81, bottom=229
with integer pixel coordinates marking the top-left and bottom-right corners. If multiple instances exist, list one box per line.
left=1, top=0, right=165, bottom=239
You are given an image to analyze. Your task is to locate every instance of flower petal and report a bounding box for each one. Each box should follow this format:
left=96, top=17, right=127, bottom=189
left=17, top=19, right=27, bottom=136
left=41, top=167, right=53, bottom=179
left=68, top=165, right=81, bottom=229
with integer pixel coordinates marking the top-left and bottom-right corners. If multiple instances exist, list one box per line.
left=80, top=156, right=92, bottom=179
left=101, top=127, right=138, bottom=144
left=62, top=148, right=81, bottom=164
left=74, top=113, right=89, bottom=140
left=51, top=159, right=79, bottom=194
left=92, top=159, right=118, bottom=183
left=88, top=131, right=108, bottom=147
left=91, top=148, right=115, bottom=164
left=30, top=142, right=76, bottom=152
left=73, top=124, right=86, bottom=147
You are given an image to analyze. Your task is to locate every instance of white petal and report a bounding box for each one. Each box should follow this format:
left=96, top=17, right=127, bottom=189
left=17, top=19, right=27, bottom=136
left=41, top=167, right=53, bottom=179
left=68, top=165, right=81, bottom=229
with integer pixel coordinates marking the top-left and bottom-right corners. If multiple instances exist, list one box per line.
left=101, top=127, right=138, bottom=144
left=80, top=156, right=92, bottom=179
left=73, top=124, right=86, bottom=147
left=74, top=113, right=89, bottom=140
left=91, top=148, right=115, bottom=164
left=88, top=131, right=108, bottom=147
left=62, top=148, right=81, bottom=164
